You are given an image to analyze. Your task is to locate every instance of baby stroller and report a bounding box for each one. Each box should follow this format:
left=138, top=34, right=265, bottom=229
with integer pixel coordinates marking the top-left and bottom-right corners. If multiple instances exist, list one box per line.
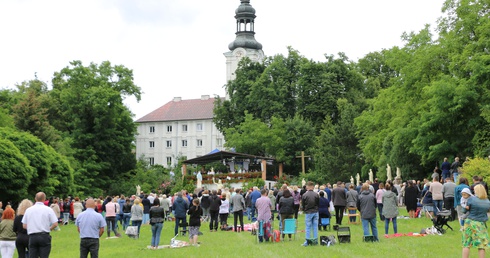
left=428, top=207, right=453, bottom=234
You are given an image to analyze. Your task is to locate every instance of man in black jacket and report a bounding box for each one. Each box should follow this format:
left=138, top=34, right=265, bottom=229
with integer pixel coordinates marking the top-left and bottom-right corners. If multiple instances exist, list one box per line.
left=209, top=190, right=221, bottom=232
left=301, top=181, right=319, bottom=246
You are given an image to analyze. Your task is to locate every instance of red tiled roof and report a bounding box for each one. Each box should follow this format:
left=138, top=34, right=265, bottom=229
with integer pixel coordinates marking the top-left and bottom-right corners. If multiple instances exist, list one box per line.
left=136, top=97, right=222, bottom=123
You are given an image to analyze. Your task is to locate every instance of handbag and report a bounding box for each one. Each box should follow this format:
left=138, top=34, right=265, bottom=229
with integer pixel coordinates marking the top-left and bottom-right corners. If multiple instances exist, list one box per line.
left=125, top=226, right=138, bottom=238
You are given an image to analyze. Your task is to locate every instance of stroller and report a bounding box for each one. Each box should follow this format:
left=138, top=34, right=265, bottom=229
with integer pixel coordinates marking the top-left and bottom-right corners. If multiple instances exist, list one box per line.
left=427, top=207, right=453, bottom=234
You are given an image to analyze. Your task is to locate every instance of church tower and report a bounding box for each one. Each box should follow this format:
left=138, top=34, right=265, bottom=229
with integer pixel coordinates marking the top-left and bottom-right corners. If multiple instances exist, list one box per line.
left=224, top=0, right=265, bottom=98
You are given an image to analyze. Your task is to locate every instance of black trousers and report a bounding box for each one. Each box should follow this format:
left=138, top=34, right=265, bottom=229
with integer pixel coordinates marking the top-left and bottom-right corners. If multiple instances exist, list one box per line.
left=28, top=233, right=51, bottom=258
left=444, top=197, right=456, bottom=220
left=80, top=238, right=99, bottom=258
left=219, top=213, right=229, bottom=227
left=209, top=211, right=219, bottom=230
left=16, top=233, right=29, bottom=258
left=334, top=205, right=345, bottom=225
left=233, top=210, right=244, bottom=231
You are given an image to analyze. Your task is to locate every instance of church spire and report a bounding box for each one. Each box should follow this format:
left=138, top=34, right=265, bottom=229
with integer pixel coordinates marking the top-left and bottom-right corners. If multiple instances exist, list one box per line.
left=224, top=0, right=265, bottom=99
left=228, top=0, right=262, bottom=51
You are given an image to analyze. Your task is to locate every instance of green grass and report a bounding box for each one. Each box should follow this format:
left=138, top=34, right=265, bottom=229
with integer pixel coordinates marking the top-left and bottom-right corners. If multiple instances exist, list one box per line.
left=20, top=209, right=466, bottom=258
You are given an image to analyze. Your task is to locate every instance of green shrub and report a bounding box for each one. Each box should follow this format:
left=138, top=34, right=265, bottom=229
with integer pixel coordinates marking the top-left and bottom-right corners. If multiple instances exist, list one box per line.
left=461, top=157, right=490, bottom=186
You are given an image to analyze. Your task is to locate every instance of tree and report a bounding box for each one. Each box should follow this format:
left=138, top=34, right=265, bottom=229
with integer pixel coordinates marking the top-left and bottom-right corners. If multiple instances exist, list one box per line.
left=314, top=99, right=364, bottom=182
left=50, top=60, right=141, bottom=194
left=12, top=80, right=62, bottom=147
left=224, top=112, right=270, bottom=156
left=0, top=128, right=74, bottom=200
left=214, top=58, right=266, bottom=133
left=0, top=137, right=34, bottom=202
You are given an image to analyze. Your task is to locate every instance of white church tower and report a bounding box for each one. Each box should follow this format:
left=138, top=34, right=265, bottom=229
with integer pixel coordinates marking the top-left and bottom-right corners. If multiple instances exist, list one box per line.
left=224, top=0, right=265, bottom=99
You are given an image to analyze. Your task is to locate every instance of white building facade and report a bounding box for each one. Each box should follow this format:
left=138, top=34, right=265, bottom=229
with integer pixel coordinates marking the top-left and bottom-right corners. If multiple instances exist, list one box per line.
left=135, top=96, right=225, bottom=167
left=135, top=0, right=264, bottom=167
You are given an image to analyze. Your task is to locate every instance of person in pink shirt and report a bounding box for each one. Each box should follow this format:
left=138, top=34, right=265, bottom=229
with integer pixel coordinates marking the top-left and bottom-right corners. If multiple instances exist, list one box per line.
left=255, top=189, right=272, bottom=242
left=375, top=183, right=386, bottom=221
left=103, top=197, right=121, bottom=238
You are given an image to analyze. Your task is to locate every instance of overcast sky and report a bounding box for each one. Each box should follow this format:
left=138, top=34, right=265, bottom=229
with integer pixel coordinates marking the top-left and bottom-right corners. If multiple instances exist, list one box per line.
left=0, top=0, right=446, bottom=119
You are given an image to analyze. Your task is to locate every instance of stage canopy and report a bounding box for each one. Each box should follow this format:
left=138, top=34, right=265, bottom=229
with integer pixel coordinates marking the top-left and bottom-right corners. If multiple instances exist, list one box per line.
left=182, top=150, right=275, bottom=165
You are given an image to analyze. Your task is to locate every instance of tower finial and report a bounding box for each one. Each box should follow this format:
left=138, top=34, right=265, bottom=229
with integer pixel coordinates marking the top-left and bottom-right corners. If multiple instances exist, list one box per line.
left=228, top=0, right=262, bottom=51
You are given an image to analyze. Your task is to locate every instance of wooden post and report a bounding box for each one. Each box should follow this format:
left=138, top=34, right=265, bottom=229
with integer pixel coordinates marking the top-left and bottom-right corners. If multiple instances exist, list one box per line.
left=295, top=151, right=310, bottom=175
left=261, top=159, right=267, bottom=180
left=182, top=164, right=187, bottom=176
left=278, top=163, right=283, bottom=180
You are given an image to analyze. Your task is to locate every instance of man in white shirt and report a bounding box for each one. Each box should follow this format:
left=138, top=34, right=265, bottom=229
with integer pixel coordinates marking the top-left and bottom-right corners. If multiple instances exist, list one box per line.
left=22, top=192, right=58, bottom=258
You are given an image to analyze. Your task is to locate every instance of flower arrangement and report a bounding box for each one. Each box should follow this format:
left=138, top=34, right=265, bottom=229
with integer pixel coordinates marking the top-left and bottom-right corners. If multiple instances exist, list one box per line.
left=184, top=171, right=262, bottom=184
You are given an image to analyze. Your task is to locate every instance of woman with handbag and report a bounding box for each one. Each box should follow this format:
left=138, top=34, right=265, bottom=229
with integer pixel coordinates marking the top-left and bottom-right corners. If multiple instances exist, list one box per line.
left=130, top=198, right=143, bottom=238
left=149, top=199, right=165, bottom=249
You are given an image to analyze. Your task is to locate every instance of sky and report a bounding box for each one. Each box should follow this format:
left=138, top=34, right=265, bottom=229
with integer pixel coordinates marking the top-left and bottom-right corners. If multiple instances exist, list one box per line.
left=0, top=0, right=447, bottom=120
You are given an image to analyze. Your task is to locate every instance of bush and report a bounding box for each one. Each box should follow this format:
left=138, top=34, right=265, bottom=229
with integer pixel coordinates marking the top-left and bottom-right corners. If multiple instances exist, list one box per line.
left=242, top=178, right=265, bottom=190
left=461, top=157, right=490, bottom=186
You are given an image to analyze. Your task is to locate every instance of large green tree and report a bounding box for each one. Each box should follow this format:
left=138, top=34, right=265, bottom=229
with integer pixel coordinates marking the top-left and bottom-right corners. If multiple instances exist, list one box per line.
left=50, top=60, right=141, bottom=194
left=0, top=138, right=34, bottom=202
left=0, top=128, right=74, bottom=200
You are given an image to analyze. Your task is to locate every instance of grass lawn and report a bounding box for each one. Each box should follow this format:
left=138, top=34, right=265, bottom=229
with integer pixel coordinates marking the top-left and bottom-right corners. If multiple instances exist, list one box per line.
left=23, top=209, right=466, bottom=258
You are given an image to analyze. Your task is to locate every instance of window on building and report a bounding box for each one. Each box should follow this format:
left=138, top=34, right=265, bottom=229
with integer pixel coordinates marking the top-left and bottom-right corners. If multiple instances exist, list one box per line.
left=167, top=125, right=172, bottom=132
left=166, top=140, right=172, bottom=148
left=216, top=138, right=223, bottom=147
left=182, top=124, right=188, bottom=132
left=149, top=126, right=155, bottom=133
left=182, top=140, right=187, bottom=147
left=149, top=141, right=155, bottom=148
left=149, top=157, right=154, bottom=166
left=196, top=123, right=203, bottom=131
left=197, top=139, right=203, bottom=147
left=166, top=157, right=172, bottom=165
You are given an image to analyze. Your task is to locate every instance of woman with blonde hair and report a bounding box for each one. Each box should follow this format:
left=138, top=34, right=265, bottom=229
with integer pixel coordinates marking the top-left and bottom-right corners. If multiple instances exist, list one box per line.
left=13, top=199, right=32, bottom=258
left=462, top=184, right=490, bottom=258
left=73, top=197, right=83, bottom=219
left=50, top=199, right=61, bottom=231
left=0, top=207, right=17, bottom=258
left=131, top=198, right=144, bottom=237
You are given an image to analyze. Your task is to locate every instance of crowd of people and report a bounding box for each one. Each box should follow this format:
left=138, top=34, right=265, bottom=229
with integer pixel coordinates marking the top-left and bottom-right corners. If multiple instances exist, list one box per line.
left=0, top=170, right=488, bottom=257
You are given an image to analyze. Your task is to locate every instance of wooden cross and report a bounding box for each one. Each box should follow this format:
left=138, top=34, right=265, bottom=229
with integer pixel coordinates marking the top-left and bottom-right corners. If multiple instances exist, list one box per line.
left=296, top=151, right=310, bottom=175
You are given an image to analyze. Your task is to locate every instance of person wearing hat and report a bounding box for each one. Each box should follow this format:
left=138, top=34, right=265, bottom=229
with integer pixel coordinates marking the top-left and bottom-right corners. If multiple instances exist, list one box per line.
left=459, top=188, right=472, bottom=224
left=454, top=177, right=470, bottom=230
left=461, top=184, right=490, bottom=258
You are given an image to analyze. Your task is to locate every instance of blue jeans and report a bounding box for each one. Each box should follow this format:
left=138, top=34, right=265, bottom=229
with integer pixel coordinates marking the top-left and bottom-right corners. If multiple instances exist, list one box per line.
left=377, top=203, right=385, bottom=221
left=116, top=213, right=124, bottom=229
left=174, top=217, right=186, bottom=236
left=433, top=200, right=443, bottom=215
left=250, top=204, right=256, bottom=220
left=151, top=222, right=163, bottom=247
left=63, top=212, right=70, bottom=224
left=246, top=207, right=252, bottom=221
left=384, top=217, right=397, bottom=234
left=361, top=218, right=378, bottom=240
left=123, top=213, right=131, bottom=230
left=142, top=213, right=150, bottom=224
left=453, top=172, right=459, bottom=185
left=305, top=212, right=319, bottom=240
left=442, top=171, right=450, bottom=181
left=348, top=208, right=357, bottom=222
left=131, top=220, right=142, bottom=236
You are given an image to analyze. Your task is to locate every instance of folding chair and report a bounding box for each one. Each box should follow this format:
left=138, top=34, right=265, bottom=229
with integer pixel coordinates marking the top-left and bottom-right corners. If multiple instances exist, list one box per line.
left=347, top=207, right=360, bottom=225
left=281, top=218, right=297, bottom=241
left=320, top=217, right=331, bottom=231
left=179, top=221, right=188, bottom=236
